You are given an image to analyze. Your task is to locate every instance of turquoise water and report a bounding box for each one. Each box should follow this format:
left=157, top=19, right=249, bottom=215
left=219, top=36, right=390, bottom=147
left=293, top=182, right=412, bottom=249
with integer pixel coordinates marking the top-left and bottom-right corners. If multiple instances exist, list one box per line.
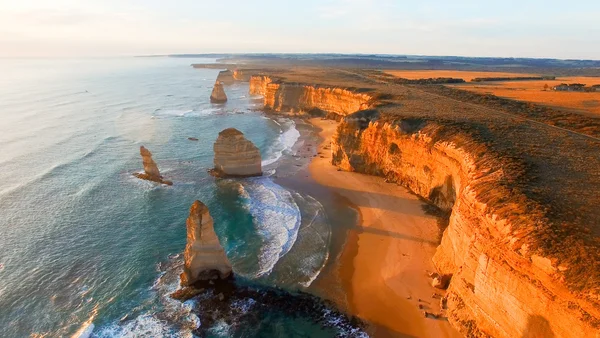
left=0, top=58, right=353, bottom=337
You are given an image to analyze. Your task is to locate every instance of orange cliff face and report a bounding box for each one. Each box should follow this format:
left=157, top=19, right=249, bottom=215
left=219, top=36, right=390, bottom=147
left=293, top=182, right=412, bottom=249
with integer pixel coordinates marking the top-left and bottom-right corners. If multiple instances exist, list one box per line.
left=249, top=75, right=374, bottom=118
left=331, top=118, right=600, bottom=338
left=247, top=74, right=600, bottom=337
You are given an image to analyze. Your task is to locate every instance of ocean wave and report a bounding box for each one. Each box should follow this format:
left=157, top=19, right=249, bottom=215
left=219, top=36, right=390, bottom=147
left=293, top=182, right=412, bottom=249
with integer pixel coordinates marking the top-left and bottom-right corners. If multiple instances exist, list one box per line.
left=238, top=178, right=302, bottom=278
left=0, top=135, right=119, bottom=199
left=262, top=119, right=300, bottom=167
left=295, top=194, right=331, bottom=288
left=92, top=314, right=185, bottom=338
left=267, top=192, right=332, bottom=288
left=93, top=257, right=197, bottom=338
left=152, top=109, right=194, bottom=117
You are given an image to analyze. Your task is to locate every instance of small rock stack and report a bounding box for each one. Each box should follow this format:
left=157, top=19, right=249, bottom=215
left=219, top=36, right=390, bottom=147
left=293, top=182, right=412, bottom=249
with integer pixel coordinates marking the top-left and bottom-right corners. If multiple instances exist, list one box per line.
left=133, top=146, right=173, bottom=185
left=210, top=81, right=228, bottom=103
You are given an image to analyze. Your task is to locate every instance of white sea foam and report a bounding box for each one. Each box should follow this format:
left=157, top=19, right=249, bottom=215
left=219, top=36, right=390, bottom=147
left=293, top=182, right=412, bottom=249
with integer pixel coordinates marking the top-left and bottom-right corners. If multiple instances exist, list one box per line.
left=262, top=119, right=301, bottom=166
left=154, top=109, right=193, bottom=117
left=239, top=178, right=302, bottom=277
left=265, top=192, right=332, bottom=288
left=93, top=257, right=196, bottom=338
left=92, top=314, right=184, bottom=338
left=231, top=298, right=256, bottom=314
left=208, top=320, right=231, bottom=337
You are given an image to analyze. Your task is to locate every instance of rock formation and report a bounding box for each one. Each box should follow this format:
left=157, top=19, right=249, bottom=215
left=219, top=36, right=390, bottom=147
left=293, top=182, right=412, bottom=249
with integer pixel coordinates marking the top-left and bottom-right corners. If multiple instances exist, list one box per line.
left=210, top=81, right=227, bottom=103
left=232, top=69, right=248, bottom=81
left=331, top=118, right=600, bottom=338
left=180, top=200, right=232, bottom=287
left=249, top=75, right=374, bottom=118
left=216, top=70, right=235, bottom=85
left=247, top=74, right=600, bottom=337
left=133, top=146, right=172, bottom=185
left=212, top=128, right=262, bottom=177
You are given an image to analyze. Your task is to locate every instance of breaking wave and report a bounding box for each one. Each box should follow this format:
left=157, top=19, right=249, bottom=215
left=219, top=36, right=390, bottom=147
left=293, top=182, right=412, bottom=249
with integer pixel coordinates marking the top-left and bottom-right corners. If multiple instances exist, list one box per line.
left=237, top=178, right=302, bottom=277
left=262, top=119, right=300, bottom=166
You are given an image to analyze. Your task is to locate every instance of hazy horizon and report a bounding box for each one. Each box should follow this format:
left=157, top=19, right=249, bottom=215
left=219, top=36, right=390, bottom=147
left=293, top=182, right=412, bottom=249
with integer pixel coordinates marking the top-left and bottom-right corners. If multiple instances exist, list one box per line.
left=1, top=0, right=599, bottom=59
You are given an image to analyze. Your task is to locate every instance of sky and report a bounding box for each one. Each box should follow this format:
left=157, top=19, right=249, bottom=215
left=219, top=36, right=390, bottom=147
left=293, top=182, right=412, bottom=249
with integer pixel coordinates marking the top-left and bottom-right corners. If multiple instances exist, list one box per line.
left=0, top=0, right=599, bottom=59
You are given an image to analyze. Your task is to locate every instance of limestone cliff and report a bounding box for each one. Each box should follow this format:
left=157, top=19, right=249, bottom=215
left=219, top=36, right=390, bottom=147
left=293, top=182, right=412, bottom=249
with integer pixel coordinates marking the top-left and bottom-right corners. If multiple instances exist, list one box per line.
left=247, top=74, right=600, bottom=337
left=210, top=81, right=228, bottom=103
left=332, top=118, right=600, bottom=338
left=181, top=200, right=232, bottom=286
left=133, top=146, right=173, bottom=185
left=212, top=128, right=262, bottom=177
left=233, top=69, right=250, bottom=81
left=216, top=70, right=235, bottom=85
left=249, top=75, right=374, bottom=118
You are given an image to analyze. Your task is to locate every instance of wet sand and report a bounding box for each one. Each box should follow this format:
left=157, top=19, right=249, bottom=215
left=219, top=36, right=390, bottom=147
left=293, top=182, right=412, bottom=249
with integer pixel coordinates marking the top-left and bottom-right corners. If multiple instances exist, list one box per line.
left=307, top=118, right=460, bottom=338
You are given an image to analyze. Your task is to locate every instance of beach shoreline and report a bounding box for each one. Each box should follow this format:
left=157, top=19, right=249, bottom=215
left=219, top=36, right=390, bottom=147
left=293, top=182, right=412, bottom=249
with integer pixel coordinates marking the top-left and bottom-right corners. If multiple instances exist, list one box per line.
left=304, top=118, right=460, bottom=337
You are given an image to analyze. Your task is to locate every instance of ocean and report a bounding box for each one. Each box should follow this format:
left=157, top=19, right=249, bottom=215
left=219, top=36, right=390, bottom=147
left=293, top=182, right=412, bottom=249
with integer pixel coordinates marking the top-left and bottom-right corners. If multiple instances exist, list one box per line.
left=0, top=58, right=364, bottom=337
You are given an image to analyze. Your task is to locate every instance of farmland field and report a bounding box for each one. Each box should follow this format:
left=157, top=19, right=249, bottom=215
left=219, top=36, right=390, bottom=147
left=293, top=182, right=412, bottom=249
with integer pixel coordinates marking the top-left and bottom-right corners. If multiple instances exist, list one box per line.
left=385, top=70, right=600, bottom=115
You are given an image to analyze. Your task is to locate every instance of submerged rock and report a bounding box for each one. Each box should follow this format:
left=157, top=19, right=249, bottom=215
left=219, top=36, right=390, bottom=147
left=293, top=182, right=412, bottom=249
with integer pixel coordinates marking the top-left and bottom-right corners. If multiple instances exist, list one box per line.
left=211, top=128, right=262, bottom=177
left=133, top=146, right=173, bottom=185
left=180, top=200, right=232, bottom=287
left=210, top=81, right=227, bottom=103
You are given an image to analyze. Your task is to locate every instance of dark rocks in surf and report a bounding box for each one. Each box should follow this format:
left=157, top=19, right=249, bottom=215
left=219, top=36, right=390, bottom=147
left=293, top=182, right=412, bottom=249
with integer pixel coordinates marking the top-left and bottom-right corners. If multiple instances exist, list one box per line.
left=133, top=146, right=173, bottom=185
left=173, top=277, right=367, bottom=337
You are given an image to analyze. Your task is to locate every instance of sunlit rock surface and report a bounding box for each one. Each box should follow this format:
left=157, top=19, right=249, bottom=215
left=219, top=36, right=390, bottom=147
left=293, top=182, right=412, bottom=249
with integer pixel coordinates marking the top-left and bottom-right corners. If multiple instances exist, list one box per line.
left=250, top=75, right=374, bottom=118
left=210, top=81, right=228, bottom=103
left=133, top=146, right=172, bottom=185
left=212, top=128, right=262, bottom=177
left=247, top=73, right=600, bottom=337
left=180, top=200, right=232, bottom=287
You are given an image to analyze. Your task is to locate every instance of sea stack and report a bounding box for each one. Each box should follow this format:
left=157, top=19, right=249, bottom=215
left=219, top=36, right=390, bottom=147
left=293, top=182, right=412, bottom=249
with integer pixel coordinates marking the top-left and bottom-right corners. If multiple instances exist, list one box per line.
left=210, top=81, right=228, bottom=103
left=212, top=128, right=262, bottom=177
left=180, top=200, right=232, bottom=286
left=133, top=146, right=173, bottom=185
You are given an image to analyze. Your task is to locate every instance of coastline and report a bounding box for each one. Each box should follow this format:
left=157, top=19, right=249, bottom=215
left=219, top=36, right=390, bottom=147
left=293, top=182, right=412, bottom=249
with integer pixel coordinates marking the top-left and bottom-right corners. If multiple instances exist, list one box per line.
left=306, top=118, right=460, bottom=337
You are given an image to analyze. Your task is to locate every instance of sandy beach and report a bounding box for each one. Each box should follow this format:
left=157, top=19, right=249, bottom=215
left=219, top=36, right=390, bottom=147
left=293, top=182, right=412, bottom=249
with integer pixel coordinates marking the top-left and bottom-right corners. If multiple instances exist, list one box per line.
left=308, top=118, right=460, bottom=338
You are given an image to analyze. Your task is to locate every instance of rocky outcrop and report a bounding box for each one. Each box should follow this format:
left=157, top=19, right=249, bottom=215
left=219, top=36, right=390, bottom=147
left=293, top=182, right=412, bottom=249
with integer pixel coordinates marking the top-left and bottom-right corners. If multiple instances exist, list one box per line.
left=245, top=71, right=600, bottom=336
left=210, top=81, right=227, bottom=103
left=211, top=128, right=262, bottom=177
left=249, top=75, right=374, bottom=118
left=233, top=69, right=250, bottom=81
left=180, top=200, right=232, bottom=287
left=216, top=70, right=235, bottom=85
left=331, top=118, right=600, bottom=338
left=133, top=146, right=172, bottom=185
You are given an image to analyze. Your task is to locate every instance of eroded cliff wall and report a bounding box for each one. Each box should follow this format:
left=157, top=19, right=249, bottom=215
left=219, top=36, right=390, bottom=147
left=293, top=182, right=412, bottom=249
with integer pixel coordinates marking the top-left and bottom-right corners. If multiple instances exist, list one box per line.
left=249, top=75, right=375, bottom=117
left=247, top=74, right=600, bottom=336
left=331, top=118, right=600, bottom=337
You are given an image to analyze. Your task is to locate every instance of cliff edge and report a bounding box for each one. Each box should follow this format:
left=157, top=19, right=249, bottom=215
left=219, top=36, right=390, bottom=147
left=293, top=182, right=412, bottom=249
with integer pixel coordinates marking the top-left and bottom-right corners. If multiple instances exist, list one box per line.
left=248, top=70, right=600, bottom=337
